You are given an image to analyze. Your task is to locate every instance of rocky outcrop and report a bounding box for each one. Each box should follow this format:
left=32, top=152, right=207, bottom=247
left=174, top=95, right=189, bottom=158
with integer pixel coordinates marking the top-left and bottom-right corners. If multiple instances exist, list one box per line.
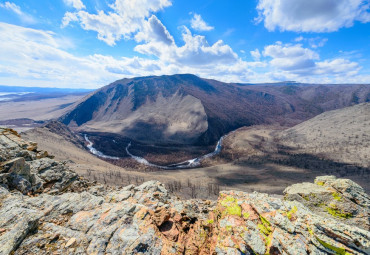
left=0, top=128, right=369, bottom=254
left=284, top=175, right=370, bottom=231
left=0, top=128, right=77, bottom=194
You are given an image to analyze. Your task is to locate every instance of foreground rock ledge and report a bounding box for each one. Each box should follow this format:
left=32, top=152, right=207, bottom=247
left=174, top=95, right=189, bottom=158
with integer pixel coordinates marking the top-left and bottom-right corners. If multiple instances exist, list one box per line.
left=0, top=128, right=369, bottom=254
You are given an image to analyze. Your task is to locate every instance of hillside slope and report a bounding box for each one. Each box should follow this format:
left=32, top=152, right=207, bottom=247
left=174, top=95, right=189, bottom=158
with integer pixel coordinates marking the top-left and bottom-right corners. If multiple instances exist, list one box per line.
left=60, top=74, right=370, bottom=146
left=277, top=102, right=370, bottom=167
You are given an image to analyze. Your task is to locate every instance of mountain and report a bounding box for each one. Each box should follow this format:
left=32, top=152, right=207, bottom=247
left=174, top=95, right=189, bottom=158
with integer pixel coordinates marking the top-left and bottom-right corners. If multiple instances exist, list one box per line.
left=0, top=128, right=369, bottom=254
left=60, top=74, right=370, bottom=146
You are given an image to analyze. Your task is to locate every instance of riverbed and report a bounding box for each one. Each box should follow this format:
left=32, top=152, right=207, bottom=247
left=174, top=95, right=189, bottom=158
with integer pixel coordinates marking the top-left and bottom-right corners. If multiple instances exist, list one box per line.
left=84, top=133, right=228, bottom=169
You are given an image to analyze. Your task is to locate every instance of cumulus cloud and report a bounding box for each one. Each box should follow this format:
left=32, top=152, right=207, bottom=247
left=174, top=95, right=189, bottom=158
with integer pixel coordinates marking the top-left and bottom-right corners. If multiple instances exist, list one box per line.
left=2, top=0, right=367, bottom=88
left=263, top=42, right=361, bottom=79
left=63, top=0, right=85, bottom=10
left=0, top=22, right=121, bottom=87
left=263, top=43, right=318, bottom=71
left=0, top=22, right=254, bottom=87
left=135, top=15, right=174, bottom=45
left=256, top=0, right=370, bottom=32
left=134, top=18, right=238, bottom=67
left=62, top=0, right=172, bottom=45
left=0, top=1, right=36, bottom=24
left=190, top=13, right=214, bottom=31
left=1, top=20, right=365, bottom=88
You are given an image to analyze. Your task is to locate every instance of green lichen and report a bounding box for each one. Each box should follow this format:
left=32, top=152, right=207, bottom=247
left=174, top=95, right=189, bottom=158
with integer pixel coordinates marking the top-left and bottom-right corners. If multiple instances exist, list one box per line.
left=316, top=236, right=352, bottom=255
left=325, top=206, right=353, bottom=219
left=332, top=192, right=342, bottom=201
left=307, top=226, right=314, bottom=236
left=302, top=195, right=310, bottom=201
left=206, top=219, right=214, bottom=224
left=265, top=235, right=272, bottom=247
left=243, top=212, right=250, bottom=219
left=199, top=228, right=208, bottom=239
left=317, top=181, right=325, bottom=186
left=286, top=206, right=298, bottom=220
left=315, top=201, right=326, bottom=207
left=260, top=215, right=271, bottom=226
left=258, top=215, right=272, bottom=237
left=257, top=216, right=273, bottom=252
left=239, top=231, right=246, bottom=239
left=220, top=196, right=242, bottom=217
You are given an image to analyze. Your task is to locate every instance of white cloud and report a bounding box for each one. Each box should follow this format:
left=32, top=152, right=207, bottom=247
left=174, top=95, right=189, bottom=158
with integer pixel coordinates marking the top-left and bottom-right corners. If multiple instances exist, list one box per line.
left=0, top=1, right=36, bottom=24
left=262, top=42, right=361, bottom=79
left=2, top=0, right=368, bottom=89
left=135, top=15, right=174, bottom=45
left=294, top=36, right=328, bottom=48
left=309, top=37, right=328, bottom=48
left=0, top=22, right=120, bottom=87
left=62, top=0, right=172, bottom=46
left=63, top=0, right=85, bottom=10
left=256, top=0, right=370, bottom=32
left=190, top=13, right=214, bottom=31
left=263, top=43, right=319, bottom=71
left=1, top=20, right=366, bottom=88
left=0, top=1, right=21, bottom=14
left=250, top=49, right=261, bottom=61
left=0, top=22, right=254, bottom=87
left=134, top=18, right=238, bottom=67
left=315, top=59, right=360, bottom=75
left=294, top=36, right=304, bottom=42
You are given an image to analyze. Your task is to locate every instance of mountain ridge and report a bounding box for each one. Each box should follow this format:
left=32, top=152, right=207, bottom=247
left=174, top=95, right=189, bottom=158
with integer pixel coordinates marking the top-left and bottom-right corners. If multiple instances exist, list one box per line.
left=60, top=74, right=370, bottom=147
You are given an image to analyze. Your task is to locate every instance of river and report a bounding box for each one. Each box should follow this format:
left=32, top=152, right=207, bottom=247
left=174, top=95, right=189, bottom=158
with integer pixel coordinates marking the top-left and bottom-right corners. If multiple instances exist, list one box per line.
left=84, top=133, right=229, bottom=169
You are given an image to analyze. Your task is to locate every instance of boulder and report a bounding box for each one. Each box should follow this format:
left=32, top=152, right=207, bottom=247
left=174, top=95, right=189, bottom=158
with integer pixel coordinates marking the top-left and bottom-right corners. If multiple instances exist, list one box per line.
left=284, top=175, right=370, bottom=231
left=0, top=157, right=30, bottom=176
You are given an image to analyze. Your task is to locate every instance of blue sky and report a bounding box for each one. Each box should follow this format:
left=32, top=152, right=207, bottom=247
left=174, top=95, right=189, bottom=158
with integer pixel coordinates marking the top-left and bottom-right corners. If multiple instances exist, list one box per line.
left=0, top=0, right=369, bottom=88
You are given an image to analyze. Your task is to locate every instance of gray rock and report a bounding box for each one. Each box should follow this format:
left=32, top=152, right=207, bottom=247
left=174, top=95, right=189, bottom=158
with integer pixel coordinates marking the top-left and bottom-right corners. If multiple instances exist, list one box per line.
left=285, top=175, right=370, bottom=231
left=0, top=157, right=30, bottom=176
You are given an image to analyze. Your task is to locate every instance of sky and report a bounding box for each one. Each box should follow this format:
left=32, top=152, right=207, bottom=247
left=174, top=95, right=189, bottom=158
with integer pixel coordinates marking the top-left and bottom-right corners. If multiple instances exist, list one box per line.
left=0, top=0, right=369, bottom=88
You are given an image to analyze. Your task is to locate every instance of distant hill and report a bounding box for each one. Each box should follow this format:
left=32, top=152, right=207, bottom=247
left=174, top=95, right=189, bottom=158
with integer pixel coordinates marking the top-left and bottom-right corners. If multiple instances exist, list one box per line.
left=0, top=85, right=93, bottom=103
left=277, top=102, right=370, bottom=167
left=60, top=74, right=370, bottom=145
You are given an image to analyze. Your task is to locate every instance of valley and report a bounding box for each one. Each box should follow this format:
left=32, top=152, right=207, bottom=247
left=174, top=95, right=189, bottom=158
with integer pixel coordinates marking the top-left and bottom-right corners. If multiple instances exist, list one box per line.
left=1, top=75, right=368, bottom=197
left=22, top=102, right=370, bottom=196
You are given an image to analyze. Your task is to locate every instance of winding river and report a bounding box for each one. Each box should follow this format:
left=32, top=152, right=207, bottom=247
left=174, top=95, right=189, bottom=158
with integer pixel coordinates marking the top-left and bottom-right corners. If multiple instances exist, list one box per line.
left=84, top=133, right=228, bottom=169
left=84, top=134, right=120, bottom=160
